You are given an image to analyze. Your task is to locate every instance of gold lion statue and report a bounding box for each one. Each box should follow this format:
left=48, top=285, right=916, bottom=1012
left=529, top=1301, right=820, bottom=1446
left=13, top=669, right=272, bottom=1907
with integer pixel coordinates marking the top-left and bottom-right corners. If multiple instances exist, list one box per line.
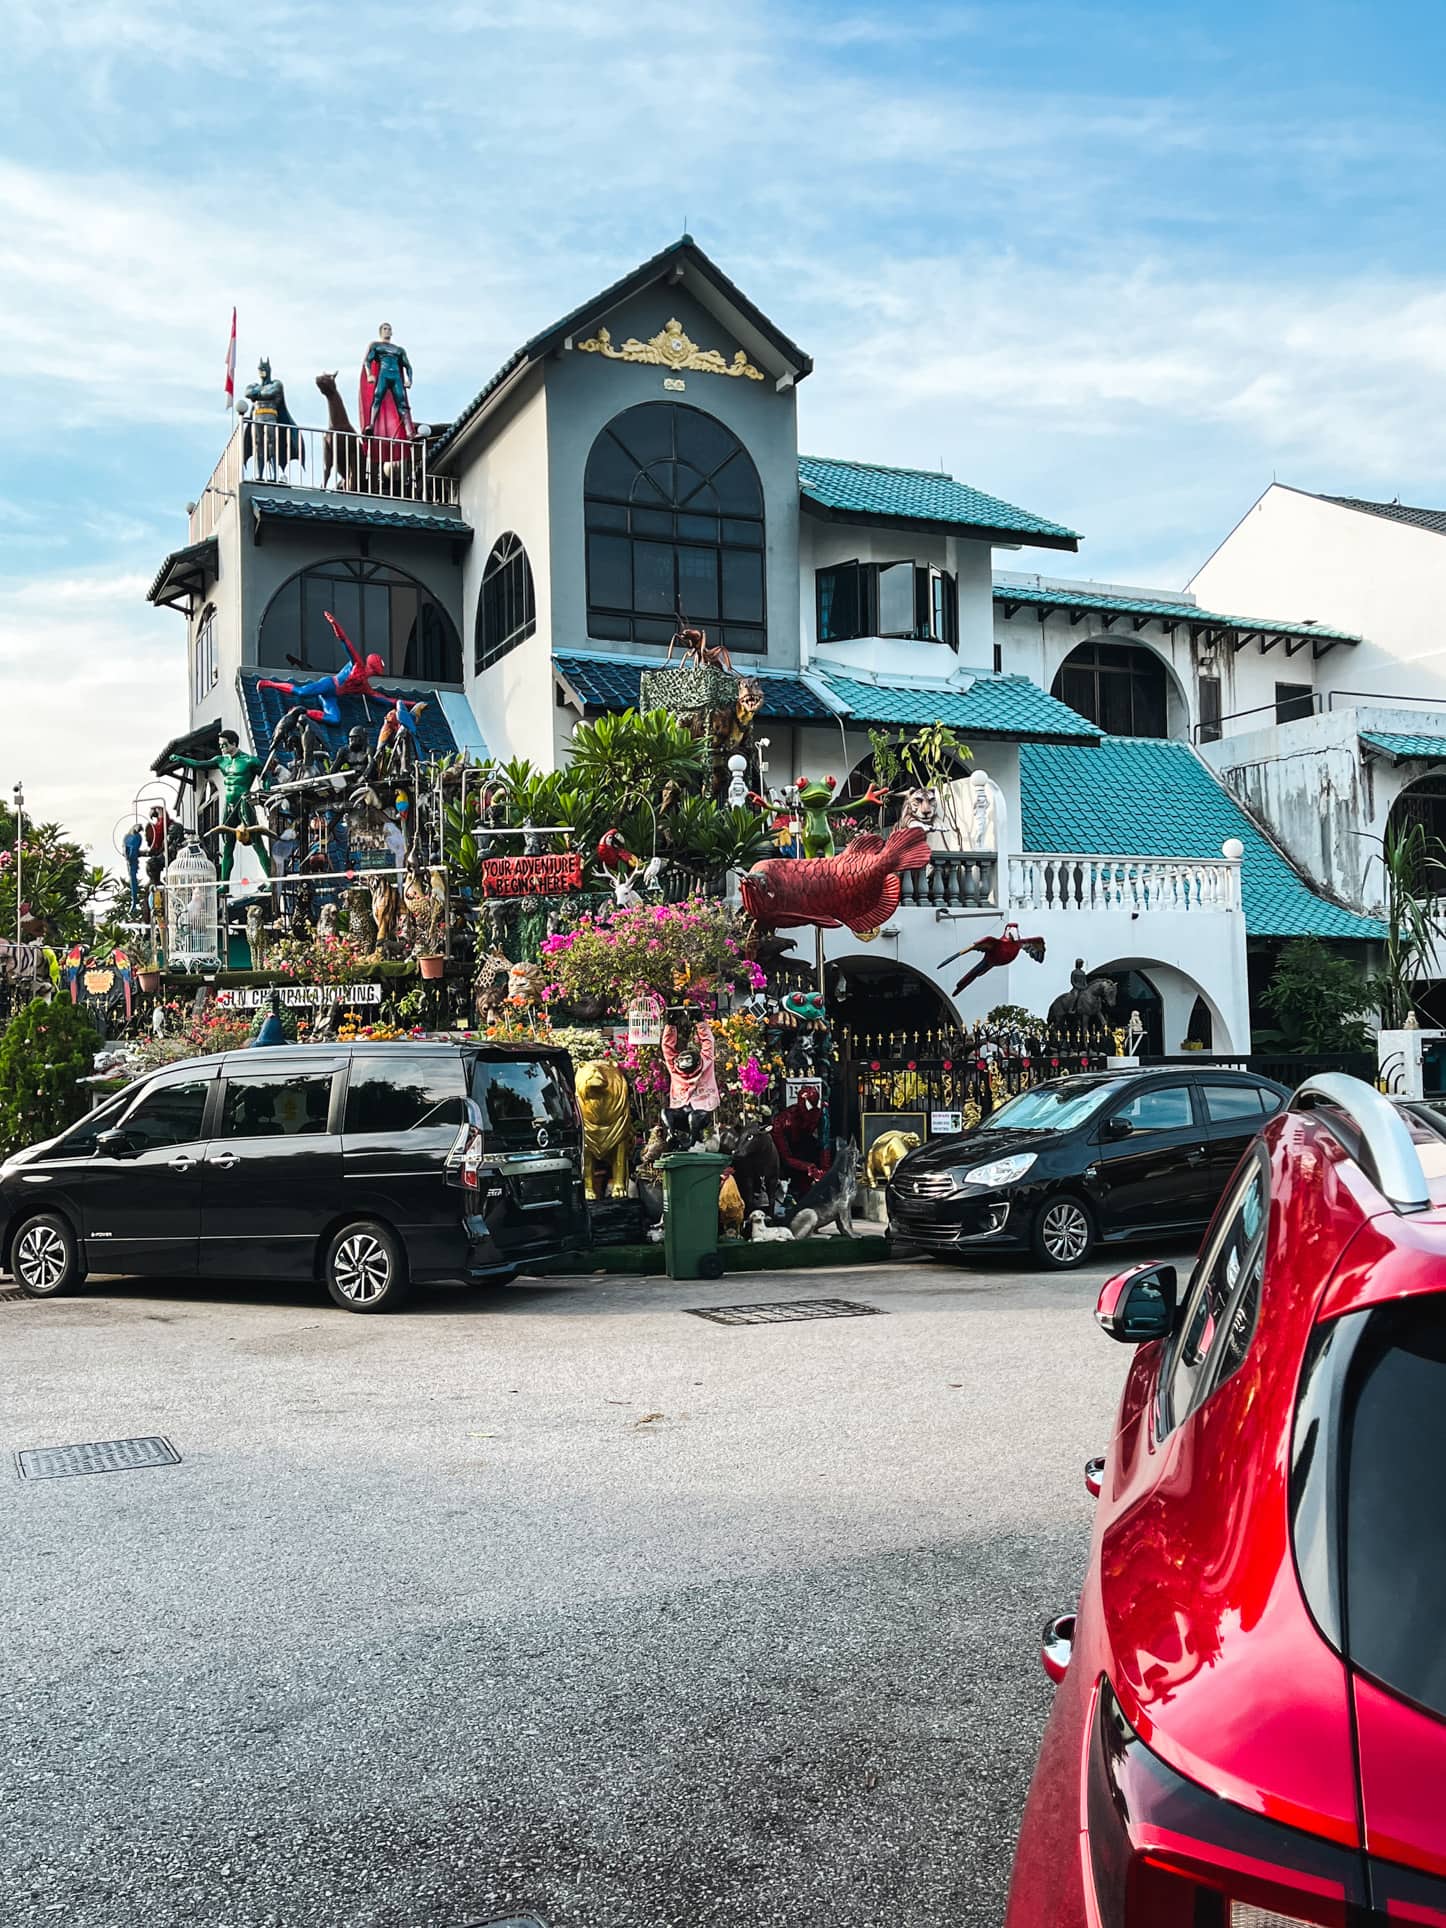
left=575, top=1060, right=634, bottom=1199
left=865, top=1129, right=922, bottom=1188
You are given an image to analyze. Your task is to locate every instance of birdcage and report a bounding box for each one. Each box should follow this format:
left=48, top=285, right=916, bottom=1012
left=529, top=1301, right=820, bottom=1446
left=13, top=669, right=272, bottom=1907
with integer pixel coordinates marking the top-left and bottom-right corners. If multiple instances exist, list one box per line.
left=163, top=839, right=222, bottom=970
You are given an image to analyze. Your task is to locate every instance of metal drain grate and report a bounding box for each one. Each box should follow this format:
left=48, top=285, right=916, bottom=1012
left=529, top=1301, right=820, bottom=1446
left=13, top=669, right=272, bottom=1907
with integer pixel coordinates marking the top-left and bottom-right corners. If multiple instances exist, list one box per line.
left=15, top=1436, right=181, bottom=1481
left=0, top=1288, right=28, bottom=1305
left=689, top=1297, right=885, bottom=1327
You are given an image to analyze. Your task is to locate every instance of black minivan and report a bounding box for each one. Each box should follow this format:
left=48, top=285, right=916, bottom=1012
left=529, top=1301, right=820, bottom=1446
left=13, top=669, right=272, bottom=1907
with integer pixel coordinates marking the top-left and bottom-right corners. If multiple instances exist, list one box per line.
left=0, top=1041, right=589, bottom=1312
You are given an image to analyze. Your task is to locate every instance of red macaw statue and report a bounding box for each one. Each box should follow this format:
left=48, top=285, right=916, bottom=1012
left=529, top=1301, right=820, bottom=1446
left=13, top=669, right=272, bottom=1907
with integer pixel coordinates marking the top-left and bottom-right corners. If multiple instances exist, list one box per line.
left=938, top=922, right=1046, bottom=995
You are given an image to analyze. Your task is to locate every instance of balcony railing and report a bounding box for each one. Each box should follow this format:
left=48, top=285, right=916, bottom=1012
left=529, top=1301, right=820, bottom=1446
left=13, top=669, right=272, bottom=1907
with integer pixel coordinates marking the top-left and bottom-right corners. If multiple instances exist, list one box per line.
left=1008, top=853, right=1241, bottom=914
left=188, top=421, right=460, bottom=540
left=899, top=851, right=1000, bottom=910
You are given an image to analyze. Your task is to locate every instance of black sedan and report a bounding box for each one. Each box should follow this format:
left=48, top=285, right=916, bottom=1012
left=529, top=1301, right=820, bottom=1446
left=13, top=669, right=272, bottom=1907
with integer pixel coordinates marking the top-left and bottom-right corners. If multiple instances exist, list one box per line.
left=885, top=1066, right=1289, bottom=1269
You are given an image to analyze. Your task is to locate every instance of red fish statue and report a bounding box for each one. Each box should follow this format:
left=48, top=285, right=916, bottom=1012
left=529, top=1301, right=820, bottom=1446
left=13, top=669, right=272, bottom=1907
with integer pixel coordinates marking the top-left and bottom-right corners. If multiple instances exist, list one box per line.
left=738, top=824, right=931, bottom=936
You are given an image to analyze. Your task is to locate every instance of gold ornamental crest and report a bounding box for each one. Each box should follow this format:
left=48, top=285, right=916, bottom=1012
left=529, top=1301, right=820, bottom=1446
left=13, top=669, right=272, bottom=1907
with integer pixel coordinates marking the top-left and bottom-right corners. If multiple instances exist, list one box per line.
left=577, top=317, right=763, bottom=382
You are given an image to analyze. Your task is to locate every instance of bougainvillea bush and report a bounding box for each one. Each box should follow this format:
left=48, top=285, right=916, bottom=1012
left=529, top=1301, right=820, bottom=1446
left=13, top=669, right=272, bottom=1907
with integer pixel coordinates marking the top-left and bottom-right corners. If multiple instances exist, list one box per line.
left=541, top=895, right=762, bottom=1008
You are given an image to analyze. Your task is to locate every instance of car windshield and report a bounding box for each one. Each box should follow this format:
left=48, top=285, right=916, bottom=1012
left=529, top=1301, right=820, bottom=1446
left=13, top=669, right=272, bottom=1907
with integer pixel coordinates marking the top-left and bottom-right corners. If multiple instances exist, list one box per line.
left=978, top=1079, right=1126, bottom=1134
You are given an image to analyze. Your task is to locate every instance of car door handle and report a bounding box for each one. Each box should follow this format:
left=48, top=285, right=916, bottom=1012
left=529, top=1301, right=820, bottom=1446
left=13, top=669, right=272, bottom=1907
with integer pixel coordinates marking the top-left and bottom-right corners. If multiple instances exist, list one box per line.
left=1186, top=1145, right=1207, bottom=1165
left=208, top=1152, right=240, bottom=1170
left=170, top=1154, right=196, bottom=1174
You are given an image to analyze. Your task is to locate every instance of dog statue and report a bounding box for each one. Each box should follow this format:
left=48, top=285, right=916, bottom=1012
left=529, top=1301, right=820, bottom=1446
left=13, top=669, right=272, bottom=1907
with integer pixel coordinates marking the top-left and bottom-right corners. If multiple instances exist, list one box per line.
left=790, top=1139, right=861, bottom=1240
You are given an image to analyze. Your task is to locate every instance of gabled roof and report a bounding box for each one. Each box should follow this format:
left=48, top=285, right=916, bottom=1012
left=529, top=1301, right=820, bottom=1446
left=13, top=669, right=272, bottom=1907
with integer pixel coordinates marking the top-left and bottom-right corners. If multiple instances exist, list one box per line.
left=553, top=650, right=834, bottom=722
left=432, top=236, right=813, bottom=464
left=800, top=458, right=1078, bottom=551
left=248, top=494, right=472, bottom=543
left=147, top=536, right=218, bottom=612
left=814, top=670, right=1099, bottom=742
left=1316, top=495, right=1446, bottom=538
left=1019, top=737, right=1384, bottom=941
left=994, top=582, right=1362, bottom=657
left=1360, top=730, right=1446, bottom=763
left=238, top=671, right=461, bottom=761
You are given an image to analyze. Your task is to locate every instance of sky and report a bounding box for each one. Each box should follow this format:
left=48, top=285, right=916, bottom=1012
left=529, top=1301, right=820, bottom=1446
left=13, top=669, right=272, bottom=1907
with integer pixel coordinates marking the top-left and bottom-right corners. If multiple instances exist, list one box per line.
left=4, top=0, right=1446, bottom=867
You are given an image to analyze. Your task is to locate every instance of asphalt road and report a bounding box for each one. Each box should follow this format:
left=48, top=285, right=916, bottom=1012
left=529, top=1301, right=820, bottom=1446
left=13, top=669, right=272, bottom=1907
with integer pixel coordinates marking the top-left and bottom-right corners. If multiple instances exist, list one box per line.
left=0, top=1254, right=1158, bottom=1928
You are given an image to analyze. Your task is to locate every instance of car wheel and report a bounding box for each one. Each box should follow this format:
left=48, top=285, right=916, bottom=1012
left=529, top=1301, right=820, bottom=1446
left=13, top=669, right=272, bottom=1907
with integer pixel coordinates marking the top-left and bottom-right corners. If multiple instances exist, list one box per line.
left=11, top=1212, right=83, bottom=1298
left=324, top=1220, right=409, bottom=1313
left=1031, top=1195, right=1094, bottom=1269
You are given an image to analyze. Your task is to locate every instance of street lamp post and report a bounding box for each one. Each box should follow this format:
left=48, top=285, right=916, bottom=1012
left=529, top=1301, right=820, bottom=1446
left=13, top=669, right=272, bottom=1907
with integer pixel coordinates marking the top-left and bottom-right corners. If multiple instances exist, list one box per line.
left=11, top=781, right=22, bottom=947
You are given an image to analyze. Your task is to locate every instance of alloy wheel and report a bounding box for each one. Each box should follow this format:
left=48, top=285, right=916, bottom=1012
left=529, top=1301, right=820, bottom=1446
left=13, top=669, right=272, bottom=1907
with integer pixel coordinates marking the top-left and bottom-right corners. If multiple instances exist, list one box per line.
left=1040, top=1199, right=1090, bottom=1265
left=15, top=1223, right=68, bottom=1292
left=332, top=1233, right=391, bottom=1306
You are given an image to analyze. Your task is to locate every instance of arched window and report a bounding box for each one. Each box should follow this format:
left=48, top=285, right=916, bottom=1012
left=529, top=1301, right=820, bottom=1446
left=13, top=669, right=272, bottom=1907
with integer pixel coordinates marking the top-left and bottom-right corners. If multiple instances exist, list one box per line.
left=475, top=533, right=536, bottom=675
left=258, top=558, right=462, bottom=684
left=1387, top=776, right=1446, bottom=890
left=584, top=401, right=766, bottom=654
left=1051, top=641, right=1166, bottom=738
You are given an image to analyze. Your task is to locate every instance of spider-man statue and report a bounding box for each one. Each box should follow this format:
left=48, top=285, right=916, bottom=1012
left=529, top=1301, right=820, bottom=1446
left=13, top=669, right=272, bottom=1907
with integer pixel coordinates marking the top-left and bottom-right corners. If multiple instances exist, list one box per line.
left=258, top=612, right=420, bottom=738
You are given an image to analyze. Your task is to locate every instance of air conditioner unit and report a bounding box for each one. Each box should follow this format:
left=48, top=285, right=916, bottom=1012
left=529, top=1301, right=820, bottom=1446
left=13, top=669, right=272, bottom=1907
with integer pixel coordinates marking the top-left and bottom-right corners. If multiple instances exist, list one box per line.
left=1377, top=1027, right=1446, bottom=1099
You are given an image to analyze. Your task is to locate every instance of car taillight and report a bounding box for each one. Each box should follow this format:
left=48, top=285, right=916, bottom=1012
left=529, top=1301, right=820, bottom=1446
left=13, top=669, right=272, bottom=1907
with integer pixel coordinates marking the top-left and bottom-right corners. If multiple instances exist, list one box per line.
left=1086, top=1680, right=1364, bottom=1927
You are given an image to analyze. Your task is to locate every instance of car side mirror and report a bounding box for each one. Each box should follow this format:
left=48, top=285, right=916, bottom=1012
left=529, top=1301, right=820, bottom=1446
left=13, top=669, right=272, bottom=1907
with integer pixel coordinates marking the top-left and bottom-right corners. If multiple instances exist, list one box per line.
left=96, top=1127, right=137, bottom=1159
left=1095, top=1262, right=1177, bottom=1344
left=1102, top=1116, right=1134, bottom=1141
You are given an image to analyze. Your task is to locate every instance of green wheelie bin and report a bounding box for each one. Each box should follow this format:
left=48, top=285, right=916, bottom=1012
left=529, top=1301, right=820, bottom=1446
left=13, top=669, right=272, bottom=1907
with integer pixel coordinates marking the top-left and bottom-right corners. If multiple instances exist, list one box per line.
left=658, top=1150, right=728, bottom=1280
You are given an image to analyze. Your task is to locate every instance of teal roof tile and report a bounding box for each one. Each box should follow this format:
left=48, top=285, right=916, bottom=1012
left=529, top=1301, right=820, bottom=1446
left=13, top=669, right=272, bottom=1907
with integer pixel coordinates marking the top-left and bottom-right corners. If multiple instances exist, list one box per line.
left=554, top=651, right=833, bottom=721
left=799, top=457, right=1078, bottom=549
left=1019, top=738, right=1383, bottom=941
left=249, top=494, right=472, bottom=540
left=1360, top=730, right=1446, bottom=762
left=995, top=583, right=1361, bottom=649
left=816, top=671, right=1099, bottom=742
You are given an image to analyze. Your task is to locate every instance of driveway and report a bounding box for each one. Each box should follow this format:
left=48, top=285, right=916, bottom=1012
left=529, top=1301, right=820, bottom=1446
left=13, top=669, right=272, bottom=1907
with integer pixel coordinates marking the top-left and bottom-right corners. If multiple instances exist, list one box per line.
left=1, top=1255, right=1156, bottom=1927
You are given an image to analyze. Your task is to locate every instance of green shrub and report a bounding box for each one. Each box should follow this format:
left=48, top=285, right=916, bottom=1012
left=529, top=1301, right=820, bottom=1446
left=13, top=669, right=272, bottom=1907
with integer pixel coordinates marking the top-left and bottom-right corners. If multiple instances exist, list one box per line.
left=1258, top=937, right=1374, bottom=1054
left=0, top=996, right=100, bottom=1158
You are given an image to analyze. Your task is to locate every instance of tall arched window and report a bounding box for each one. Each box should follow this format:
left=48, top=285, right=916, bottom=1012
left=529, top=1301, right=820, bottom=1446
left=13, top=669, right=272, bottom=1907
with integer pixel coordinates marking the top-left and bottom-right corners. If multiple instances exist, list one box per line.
left=584, top=401, right=766, bottom=654
left=258, top=558, right=462, bottom=684
left=1051, top=641, right=1166, bottom=738
left=475, top=533, right=536, bottom=674
left=1388, top=775, right=1446, bottom=890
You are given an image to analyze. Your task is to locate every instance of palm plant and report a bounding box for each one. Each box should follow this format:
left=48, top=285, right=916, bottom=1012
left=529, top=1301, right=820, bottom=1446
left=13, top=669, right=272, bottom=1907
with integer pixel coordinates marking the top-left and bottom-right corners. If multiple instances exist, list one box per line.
left=1369, top=820, right=1446, bottom=1028
left=566, top=709, right=705, bottom=806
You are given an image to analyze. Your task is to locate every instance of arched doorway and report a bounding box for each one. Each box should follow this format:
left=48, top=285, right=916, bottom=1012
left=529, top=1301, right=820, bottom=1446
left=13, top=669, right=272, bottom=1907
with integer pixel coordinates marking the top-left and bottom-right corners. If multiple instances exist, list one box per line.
left=827, top=954, right=954, bottom=1050
left=1092, top=966, right=1165, bottom=1055
left=1051, top=640, right=1169, bottom=738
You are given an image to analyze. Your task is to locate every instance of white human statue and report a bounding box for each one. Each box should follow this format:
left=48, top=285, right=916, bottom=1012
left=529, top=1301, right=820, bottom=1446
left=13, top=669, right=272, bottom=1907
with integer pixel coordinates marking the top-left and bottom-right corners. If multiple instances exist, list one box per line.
left=934, top=768, right=1005, bottom=853
left=1125, top=1008, right=1146, bottom=1055
left=725, top=754, right=749, bottom=809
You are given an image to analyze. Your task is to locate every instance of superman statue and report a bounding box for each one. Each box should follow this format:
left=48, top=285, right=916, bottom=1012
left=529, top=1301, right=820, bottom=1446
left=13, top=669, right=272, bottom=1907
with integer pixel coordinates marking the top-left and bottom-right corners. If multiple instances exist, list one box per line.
left=360, top=322, right=414, bottom=439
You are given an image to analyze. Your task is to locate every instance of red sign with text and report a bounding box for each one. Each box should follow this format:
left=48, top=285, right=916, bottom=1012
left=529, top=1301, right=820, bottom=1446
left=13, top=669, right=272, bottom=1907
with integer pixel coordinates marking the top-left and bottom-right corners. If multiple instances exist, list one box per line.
left=479, top=853, right=584, bottom=898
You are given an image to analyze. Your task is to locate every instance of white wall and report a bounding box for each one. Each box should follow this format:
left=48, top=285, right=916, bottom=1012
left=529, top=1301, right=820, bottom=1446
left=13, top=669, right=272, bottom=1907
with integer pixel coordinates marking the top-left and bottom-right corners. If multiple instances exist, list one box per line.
left=1191, top=484, right=1446, bottom=714
left=456, top=374, right=555, bottom=768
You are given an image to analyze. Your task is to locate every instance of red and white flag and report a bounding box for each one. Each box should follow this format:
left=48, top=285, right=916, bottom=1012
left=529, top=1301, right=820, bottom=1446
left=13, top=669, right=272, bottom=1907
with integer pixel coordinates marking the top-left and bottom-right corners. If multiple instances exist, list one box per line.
left=224, top=307, right=237, bottom=411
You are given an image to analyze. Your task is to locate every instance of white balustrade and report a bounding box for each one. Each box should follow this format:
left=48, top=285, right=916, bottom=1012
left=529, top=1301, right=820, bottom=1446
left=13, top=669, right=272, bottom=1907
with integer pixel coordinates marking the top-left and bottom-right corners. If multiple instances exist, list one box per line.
left=1007, top=853, right=1241, bottom=915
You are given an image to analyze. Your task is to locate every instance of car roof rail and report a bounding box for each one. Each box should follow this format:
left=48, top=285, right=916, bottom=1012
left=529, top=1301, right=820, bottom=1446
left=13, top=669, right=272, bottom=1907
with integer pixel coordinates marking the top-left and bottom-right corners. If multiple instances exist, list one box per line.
left=1290, top=1072, right=1431, bottom=1215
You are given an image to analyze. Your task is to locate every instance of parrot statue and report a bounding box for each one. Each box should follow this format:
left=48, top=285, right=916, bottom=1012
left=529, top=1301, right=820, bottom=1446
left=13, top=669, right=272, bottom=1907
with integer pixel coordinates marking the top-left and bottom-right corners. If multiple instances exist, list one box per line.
left=596, top=829, right=640, bottom=871
left=938, top=922, right=1046, bottom=995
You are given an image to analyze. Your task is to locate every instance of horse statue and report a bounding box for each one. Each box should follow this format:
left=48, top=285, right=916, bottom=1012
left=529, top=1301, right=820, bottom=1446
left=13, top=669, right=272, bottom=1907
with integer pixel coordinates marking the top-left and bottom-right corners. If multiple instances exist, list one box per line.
left=1047, top=965, right=1118, bottom=1029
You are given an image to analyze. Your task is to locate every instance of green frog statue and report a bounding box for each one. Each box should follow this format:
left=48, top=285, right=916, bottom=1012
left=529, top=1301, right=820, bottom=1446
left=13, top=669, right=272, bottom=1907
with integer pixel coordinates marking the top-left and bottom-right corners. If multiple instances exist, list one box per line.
left=792, top=773, right=889, bottom=859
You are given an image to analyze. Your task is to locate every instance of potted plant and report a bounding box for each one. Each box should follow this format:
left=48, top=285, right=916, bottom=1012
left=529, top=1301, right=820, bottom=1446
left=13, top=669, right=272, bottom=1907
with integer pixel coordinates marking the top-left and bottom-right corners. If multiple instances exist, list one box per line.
left=414, top=936, right=446, bottom=982
left=137, top=956, right=161, bottom=995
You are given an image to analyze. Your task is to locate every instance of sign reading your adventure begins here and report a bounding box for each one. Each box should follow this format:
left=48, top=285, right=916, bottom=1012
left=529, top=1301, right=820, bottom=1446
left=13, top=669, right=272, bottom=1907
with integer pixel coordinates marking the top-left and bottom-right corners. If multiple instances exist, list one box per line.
left=479, top=854, right=585, bottom=898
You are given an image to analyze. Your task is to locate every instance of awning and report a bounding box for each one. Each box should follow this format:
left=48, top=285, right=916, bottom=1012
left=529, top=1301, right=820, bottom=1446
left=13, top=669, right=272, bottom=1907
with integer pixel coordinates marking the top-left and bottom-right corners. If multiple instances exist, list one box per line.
left=815, top=670, right=1100, bottom=743
left=147, top=537, right=219, bottom=613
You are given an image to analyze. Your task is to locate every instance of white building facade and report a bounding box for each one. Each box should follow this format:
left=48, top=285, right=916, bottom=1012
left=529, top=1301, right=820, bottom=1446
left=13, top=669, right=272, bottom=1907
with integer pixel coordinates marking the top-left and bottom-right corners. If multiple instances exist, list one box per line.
left=148, top=241, right=1390, bottom=1051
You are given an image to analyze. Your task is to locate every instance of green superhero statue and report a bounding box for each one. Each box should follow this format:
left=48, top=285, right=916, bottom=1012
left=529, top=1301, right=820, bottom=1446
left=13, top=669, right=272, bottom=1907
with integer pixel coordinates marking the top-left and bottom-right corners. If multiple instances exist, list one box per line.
left=174, top=730, right=270, bottom=882
left=793, top=774, right=888, bottom=858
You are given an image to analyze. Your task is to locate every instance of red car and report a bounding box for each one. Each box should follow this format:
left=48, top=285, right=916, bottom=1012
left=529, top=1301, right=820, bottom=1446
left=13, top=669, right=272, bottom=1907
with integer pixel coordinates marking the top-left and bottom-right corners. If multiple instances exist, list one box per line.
left=1006, top=1073, right=1446, bottom=1927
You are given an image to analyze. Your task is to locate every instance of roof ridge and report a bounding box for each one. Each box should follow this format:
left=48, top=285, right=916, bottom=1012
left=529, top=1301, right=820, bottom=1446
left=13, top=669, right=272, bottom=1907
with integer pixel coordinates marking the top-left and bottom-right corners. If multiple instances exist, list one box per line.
left=800, top=455, right=954, bottom=481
